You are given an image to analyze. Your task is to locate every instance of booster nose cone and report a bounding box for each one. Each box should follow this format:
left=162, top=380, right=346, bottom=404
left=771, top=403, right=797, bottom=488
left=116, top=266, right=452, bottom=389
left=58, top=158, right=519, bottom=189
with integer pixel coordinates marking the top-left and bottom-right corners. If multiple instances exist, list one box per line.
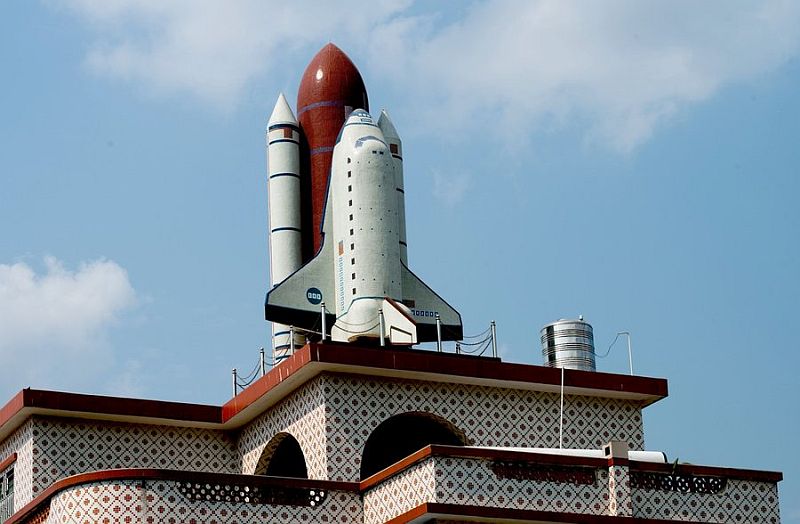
left=297, top=44, right=370, bottom=257
left=376, top=110, right=399, bottom=140
left=268, top=93, right=297, bottom=126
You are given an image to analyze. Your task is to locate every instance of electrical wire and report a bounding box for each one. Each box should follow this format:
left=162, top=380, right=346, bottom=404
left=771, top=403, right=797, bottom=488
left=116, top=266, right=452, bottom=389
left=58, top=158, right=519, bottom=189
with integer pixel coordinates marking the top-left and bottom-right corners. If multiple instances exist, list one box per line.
left=460, top=326, right=492, bottom=340
left=331, top=322, right=380, bottom=335
left=333, top=313, right=380, bottom=328
left=459, top=336, right=492, bottom=355
left=596, top=332, right=622, bottom=359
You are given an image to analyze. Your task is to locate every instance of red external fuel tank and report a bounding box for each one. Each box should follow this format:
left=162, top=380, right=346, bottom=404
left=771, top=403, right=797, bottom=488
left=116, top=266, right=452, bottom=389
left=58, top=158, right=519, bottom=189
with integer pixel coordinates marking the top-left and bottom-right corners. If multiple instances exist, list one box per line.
left=297, top=44, right=369, bottom=258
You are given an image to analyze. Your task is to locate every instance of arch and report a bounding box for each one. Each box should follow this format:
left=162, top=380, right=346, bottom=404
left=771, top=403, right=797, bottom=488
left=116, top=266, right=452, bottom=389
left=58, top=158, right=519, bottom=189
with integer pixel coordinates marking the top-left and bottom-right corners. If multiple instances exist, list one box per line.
left=360, top=411, right=468, bottom=480
left=254, top=432, right=308, bottom=478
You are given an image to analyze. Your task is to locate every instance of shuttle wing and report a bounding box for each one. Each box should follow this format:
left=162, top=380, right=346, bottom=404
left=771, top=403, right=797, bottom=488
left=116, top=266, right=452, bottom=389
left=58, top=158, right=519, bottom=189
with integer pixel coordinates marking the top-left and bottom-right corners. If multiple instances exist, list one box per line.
left=401, top=264, right=463, bottom=341
left=264, top=239, right=335, bottom=332
left=265, top=199, right=336, bottom=332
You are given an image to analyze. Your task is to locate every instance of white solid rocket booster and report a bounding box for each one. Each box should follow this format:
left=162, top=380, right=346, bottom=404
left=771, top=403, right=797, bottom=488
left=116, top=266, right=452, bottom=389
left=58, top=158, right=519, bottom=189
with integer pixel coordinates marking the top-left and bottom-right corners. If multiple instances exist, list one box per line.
left=267, top=93, right=304, bottom=360
left=377, top=111, right=407, bottom=266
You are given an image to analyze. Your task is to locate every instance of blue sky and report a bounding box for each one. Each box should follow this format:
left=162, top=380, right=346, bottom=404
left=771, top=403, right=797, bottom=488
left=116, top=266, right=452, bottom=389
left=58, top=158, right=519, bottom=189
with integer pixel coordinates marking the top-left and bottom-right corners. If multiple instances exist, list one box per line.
left=1, top=0, right=798, bottom=519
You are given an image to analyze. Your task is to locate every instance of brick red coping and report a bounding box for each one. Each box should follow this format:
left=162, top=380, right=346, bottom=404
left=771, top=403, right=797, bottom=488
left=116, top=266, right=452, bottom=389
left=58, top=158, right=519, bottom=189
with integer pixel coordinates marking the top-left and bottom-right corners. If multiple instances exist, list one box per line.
left=360, top=444, right=783, bottom=491
left=0, top=388, right=220, bottom=427
left=5, top=468, right=359, bottom=524
left=1, top=344, right=669, bottom=437
left=0, top=452, right=16, bottom=472
left=221, top=343, right=669, bottom=421
left=386, top=503, right=713, bottom=524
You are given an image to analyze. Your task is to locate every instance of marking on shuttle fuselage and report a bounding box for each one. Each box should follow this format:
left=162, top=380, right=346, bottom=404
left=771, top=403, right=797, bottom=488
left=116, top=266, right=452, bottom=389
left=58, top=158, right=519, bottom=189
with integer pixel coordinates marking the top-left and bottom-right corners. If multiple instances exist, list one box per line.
left=306, top=288, right=322, bottom=305
left=410, top=309, right=438, bottom=318
left=355, top=135, right=387, bottom=148
left=336, top=255, right=345, bottom=312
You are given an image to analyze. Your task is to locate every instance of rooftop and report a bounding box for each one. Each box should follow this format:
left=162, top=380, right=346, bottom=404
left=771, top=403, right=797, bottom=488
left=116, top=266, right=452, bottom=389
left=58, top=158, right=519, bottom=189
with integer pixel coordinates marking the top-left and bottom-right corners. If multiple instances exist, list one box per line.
left=0, top=343, right=668, bottom=442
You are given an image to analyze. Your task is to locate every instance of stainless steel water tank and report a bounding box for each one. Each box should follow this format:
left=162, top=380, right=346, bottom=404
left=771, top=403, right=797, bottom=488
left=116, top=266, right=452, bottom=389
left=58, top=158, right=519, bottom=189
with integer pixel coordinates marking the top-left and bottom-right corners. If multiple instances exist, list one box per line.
left=540, top=318, right=596, bottom=371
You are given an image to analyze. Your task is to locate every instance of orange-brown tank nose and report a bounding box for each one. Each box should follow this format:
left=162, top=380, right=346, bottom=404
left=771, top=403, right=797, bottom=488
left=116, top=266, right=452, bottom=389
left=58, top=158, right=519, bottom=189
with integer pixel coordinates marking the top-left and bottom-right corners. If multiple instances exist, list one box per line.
left=297, top=43, right=369, bottom=258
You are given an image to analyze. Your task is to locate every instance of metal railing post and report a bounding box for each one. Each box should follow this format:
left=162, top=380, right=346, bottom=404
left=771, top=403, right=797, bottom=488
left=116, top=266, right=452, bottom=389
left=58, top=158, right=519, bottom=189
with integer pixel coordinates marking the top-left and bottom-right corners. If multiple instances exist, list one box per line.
left=625, top=332, right=633, bottom=375
left=490, top=320, right=497, bottom=358
left=320, top=302, right=327, bottom=342
left=259, top=347, right=266, bottom=377
left=378, top=309, right=386, bottom=347
left=435, top=314, right=442, bottom=352
left=290, top=326, right=296, bottom=354
left=232, top=368, right=238, bottom=397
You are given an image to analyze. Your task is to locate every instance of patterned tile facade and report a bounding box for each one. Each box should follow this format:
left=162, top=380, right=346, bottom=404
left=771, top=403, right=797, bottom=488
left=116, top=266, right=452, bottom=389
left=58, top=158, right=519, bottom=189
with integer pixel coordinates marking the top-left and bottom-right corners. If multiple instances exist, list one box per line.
left=235, top=372, right=644, bottom=483
left=321, top=373, right=645, bottom=481
left=30, top=417, right=238, bottom=497
left=363, top=455, right=610, bottom=523
left=46, top=479, right=362, bottom=524
left=362, top=458, right=435, bottom=524
left=608, top=464, right=632, bottom=516
left=633, top=478, right=781, bottom=523
left=434, top=456, right=609, bottom=514
left=0, top=421, right=35, bottom=511
left=238, top=376, right=327, bottom=479
left=0, top=368, right=783, bottom=524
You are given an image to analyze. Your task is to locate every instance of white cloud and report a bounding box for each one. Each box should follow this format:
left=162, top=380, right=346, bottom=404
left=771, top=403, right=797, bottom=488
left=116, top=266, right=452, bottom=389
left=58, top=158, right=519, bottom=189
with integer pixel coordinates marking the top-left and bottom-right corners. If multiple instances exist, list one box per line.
left=370, top=0, right=800, bottom=152
left=58, top=0, right=411, bottom=110
left=0, top=257, right=137, bottom=391
left=57, top=0, right=800, bottom=150
left=432, top=169, right=471, bottom=208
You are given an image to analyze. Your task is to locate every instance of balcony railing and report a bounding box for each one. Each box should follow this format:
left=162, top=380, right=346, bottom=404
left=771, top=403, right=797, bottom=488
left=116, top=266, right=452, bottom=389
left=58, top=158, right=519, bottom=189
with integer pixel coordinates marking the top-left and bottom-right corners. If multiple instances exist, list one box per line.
left=361, top=445, right=782, bottom=524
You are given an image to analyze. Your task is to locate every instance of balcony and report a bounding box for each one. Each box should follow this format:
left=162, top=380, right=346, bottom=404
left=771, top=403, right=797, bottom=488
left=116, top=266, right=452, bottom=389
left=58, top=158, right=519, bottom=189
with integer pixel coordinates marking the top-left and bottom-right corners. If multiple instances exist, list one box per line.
left=361, top=445, right=781, bottom=523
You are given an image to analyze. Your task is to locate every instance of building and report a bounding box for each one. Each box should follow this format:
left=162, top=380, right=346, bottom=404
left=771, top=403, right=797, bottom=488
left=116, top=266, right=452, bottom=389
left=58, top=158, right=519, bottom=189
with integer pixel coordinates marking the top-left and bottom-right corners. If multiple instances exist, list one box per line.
left=0, top=343, right=783, bottom=523
left=0, top=44, right=783, bottom=523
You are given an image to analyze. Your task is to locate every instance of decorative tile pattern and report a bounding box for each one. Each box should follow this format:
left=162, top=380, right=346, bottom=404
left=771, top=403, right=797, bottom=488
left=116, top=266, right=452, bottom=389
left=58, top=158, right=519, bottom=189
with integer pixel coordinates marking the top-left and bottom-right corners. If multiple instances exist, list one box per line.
left=363, top=458, right=435, bottom=524
left=46, top=479, right=362, bottom=524
left=363, top=455, right=609, bottom=523
left=608, top=465, right=632, bottom=516
left=0, top=420, right=35, bottom=511
left=633, top=478, right=781, bottom=523
left=238, top=377, right=327, bottom=479
left=321, top=373, right=645, bottom=481
left=30, top=417, right=237, bottom=497
left=433, top=456, right=609, bottom=515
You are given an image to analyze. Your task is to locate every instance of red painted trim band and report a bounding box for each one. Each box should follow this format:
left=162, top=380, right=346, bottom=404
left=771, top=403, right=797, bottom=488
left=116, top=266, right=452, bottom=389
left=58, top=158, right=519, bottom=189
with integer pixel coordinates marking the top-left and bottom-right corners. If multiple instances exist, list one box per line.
left=387, top=502, right=715, bottom=523
left=0, top=452, right=17, bottom=473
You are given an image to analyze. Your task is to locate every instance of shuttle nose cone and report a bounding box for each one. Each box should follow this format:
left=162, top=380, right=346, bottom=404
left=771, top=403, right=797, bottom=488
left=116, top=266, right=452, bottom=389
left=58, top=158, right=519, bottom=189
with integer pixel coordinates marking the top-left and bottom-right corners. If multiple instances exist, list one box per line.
left=345, top=109, right=375, bottom=126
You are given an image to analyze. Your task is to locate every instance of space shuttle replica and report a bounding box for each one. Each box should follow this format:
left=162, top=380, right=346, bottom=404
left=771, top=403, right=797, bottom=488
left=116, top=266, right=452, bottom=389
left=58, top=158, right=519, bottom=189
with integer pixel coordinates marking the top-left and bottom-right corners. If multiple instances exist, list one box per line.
left=265, top=44, right=462, bottom=360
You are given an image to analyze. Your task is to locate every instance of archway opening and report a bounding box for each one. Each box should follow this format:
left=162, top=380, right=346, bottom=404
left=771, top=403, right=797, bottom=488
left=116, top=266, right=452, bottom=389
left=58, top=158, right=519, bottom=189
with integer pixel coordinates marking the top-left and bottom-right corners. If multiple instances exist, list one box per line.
left=360, top=412, right=467, bottom=480
left=254, top=433, right=308, bottom=478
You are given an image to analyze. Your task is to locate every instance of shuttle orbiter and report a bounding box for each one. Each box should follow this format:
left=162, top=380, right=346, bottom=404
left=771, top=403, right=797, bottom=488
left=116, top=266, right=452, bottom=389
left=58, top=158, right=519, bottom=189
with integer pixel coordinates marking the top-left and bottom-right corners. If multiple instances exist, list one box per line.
left=266, top=108, right=462, bottom=345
